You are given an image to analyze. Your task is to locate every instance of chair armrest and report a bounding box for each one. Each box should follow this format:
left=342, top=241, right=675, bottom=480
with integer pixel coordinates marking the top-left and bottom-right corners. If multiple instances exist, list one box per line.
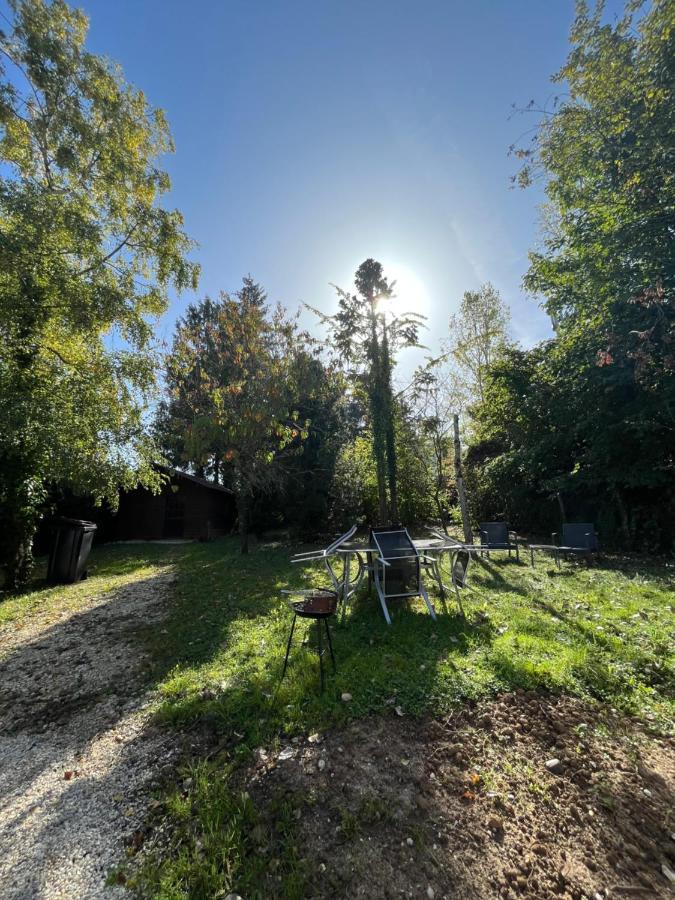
left=551, top=532, right=558, bottom=545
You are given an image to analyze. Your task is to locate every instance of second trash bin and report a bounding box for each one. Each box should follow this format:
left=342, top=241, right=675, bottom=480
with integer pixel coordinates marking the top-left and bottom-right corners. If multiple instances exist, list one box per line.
left=47, top=517, right=97, bottom=584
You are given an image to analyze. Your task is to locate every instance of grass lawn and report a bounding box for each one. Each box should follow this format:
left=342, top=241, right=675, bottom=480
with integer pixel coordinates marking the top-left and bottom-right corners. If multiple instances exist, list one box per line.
left=4, top=538, right=673, bottom=898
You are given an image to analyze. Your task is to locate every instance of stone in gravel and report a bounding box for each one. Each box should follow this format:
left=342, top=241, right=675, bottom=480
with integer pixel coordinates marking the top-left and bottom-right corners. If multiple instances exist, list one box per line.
left=341, top=692, right=352, bottom=702
left=318, top=758, right=326, bottom=771
left=545, top=758, right=563, bottom=774
left=426, top=887, right=435, bottom=899
left=406, top=837, right=414, bottom=846
left=278, top=747, right=294, bottom=761
left=487, top=816, right=503, bottom=832
left=662, top=862, right=675, bottom=883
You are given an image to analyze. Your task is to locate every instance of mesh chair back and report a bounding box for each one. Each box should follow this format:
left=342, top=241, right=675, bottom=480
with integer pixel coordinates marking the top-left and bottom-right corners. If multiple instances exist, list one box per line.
left=370, top=525, right=420, bottom=598
left=479, top=522, right=510, bottom=548
left=562, top=523, right=598, bottom=550
left=452, top=549, right=471, bottom=589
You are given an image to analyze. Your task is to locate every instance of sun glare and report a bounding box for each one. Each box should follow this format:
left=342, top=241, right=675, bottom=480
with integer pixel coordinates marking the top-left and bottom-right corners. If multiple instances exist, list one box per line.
left=380, top=263, right=430, bottom=321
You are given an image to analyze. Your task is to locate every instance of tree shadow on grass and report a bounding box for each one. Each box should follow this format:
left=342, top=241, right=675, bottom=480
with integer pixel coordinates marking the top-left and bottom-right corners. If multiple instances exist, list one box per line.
left=466, top=556, right=531, bottom=597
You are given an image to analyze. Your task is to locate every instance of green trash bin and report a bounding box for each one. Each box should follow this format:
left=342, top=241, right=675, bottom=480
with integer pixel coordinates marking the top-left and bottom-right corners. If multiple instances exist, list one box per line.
left=47, top=517, right=97, bottom=584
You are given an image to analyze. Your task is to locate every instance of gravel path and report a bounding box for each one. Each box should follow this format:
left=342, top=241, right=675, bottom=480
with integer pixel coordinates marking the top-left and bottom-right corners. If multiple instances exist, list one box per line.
left=0, top=570, right=180, bottom=899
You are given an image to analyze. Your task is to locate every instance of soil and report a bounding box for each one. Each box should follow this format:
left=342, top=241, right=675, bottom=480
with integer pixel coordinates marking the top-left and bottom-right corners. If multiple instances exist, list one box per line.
left=244, top=693, right=675, bottom=899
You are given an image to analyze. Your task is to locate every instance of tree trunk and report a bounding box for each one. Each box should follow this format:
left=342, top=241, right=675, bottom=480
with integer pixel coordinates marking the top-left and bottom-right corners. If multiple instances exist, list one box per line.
left=453, top=414, right=473, bottom=544
left=236, top=492, right=249, bottom=554
left=614, top=486, right=631, bottom=549
left=370, top=386, right=389, bottom=524
left=556, top=491, right=566, bottom=524
left=381, top=323, right=399, bottom=523
left=2, top=524, right=34, bottom=589
left=369, top=314, right=389, bottom=524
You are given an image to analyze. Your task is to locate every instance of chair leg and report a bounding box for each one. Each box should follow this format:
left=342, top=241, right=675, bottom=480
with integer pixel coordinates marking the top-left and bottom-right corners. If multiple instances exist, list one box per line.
left=317, top=618, right=324, bottom=693
left=281, top=614, right=296, bottom=680
left=420, top=583, right=437, bottom=621
left=325, top=618, right=336, bottom=671
left=454, top=582, right=465, bottom=618
left=373, top=570, right=392, bottom=625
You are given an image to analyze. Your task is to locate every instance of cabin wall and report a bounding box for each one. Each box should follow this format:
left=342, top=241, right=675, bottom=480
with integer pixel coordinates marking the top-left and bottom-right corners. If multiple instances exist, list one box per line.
left=113, top=478, right=235, bottom=541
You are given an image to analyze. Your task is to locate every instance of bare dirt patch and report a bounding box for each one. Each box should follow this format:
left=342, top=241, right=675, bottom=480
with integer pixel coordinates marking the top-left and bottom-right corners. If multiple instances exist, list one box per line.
left=0, top=570, right=184, bottom=899
left=243, top=693, right=674, bottom=898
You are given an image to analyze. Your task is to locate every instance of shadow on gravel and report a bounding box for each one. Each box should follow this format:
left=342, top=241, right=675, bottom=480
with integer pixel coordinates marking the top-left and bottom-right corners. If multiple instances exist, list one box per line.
left=0, top=568, right=186, bottom=899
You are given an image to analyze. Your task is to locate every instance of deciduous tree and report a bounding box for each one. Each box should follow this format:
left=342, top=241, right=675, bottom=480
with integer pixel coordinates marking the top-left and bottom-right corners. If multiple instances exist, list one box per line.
left=0, top=0, right=198, bottom=586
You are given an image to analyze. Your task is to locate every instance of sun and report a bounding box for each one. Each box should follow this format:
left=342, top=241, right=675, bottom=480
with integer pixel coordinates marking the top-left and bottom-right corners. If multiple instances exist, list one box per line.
left=379, top=263, right=430, bottom=321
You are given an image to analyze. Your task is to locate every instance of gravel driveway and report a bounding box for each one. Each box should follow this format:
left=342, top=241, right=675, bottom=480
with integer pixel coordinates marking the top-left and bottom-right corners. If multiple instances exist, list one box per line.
left=0, top=569, right=180, bottom=899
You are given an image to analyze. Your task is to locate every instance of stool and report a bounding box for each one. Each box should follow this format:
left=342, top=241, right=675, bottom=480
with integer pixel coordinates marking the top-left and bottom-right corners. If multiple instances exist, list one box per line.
left=281, top=590, right=337, bottom=693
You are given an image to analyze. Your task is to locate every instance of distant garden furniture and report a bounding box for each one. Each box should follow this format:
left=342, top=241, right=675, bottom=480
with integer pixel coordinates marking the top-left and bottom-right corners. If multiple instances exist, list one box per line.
left=552, top=523, right=599, bottom=564
left=280, top=589, right=337, bottom=694
left=529, top=524, right=599, bottom=567
left=479, top=522, right=521, bottom=561
left=528, top=543, right=562, bottom=568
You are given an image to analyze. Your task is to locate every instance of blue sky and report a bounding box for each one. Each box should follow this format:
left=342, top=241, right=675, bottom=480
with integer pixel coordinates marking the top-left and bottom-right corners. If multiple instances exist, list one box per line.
left=22, top=1, right=628, bottom=375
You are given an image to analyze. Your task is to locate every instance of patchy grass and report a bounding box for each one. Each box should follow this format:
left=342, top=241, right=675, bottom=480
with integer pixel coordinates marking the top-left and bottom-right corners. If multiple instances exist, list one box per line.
left=134, top=537, right=672, bottom=898
left=148, top=539, right=674, bottom=743
left=3, top=538, right=673, bottom=897
left=0, top=543, right=172, bottom=629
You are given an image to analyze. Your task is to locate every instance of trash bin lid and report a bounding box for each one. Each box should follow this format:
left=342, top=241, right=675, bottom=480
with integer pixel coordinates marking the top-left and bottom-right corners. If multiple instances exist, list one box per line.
left=56, top=517, right=98, bottom=530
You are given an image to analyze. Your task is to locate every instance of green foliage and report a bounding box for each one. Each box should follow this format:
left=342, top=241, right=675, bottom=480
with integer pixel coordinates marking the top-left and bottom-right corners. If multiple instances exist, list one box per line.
left=445, top=282, right=513, bottom=406
left=157, top=279, right=309, bottom=552
left=0, top=0, right=198, bottom=585
left=312, top=259, right=424, bottom=523
left=468, top=0, right=675, bottom=548
left=268, top=353, right=352, bottom=539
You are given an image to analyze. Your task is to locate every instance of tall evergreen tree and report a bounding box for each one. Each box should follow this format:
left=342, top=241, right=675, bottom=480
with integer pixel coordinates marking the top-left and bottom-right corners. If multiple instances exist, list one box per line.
left=312, top=259, right=423, bottom=523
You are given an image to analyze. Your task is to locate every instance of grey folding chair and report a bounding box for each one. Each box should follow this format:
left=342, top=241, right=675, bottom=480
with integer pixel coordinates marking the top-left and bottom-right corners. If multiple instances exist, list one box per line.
left=479, top=522, right=520, bottom=561
left=552, top=523, right=599, bottom=563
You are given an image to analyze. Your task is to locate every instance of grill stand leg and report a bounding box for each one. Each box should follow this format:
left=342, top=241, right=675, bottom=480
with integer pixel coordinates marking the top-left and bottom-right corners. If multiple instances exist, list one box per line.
left=317, top=618, right=324, bottom=694
left=325, top=618, right=336, bottom=672
left=281, top=614, right=296, bottom=681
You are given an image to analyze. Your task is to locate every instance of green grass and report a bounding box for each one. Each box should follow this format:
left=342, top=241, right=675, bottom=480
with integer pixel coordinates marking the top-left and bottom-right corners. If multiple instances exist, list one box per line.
left=0, top=543, right=173, bottom=628
left=3, top=538, right=673, bottom=897
left=148, top=539, right=674, bottom=741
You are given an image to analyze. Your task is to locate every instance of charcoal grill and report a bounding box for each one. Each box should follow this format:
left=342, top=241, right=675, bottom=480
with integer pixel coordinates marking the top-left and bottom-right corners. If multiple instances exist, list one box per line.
left=370, top=525, right=437, bottom=625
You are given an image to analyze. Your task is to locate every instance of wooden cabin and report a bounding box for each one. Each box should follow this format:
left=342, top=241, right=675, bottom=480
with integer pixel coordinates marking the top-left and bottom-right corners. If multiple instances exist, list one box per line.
left=113, top=467, right=236, bottom=541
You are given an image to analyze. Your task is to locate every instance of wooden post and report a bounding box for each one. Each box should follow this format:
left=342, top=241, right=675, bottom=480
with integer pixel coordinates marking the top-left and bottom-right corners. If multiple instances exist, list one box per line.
left=453, top=414, right=473, bottom=544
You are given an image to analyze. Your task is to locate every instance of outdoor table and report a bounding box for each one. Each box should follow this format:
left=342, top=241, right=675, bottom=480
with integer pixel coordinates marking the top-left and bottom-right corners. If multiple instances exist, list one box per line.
left=336, top=537, right=467, bottom=617
left=528, top=544, right=562, bottom=568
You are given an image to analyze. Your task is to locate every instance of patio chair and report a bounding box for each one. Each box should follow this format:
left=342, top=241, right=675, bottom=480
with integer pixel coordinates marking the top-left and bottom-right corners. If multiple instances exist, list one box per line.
left=420, top=529, right=473, bottom=615
left=552, top=523, right=599, bottom=563
left=479, top=522, right=520, bottom=561
left=370, top=525, right=437, bottom=625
